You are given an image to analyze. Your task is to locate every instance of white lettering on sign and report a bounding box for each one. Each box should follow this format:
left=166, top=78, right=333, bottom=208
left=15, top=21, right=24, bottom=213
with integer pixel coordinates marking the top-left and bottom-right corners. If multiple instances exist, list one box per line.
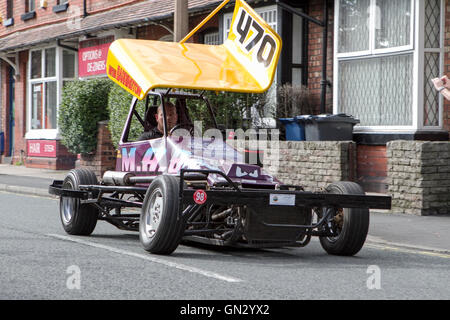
left=82, top=49, right=103, bottom=61
left=29, top=143, right=41, bottom=154
left=87, top=61, right=106, bottom=73
left=44, top=144, right=55, bottom=153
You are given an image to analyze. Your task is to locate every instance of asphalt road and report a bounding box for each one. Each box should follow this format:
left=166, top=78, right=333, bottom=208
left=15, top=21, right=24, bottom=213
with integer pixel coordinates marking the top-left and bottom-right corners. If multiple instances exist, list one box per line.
left=1, top=191, right=449, bottom=300
left=0, top=174, right=54, bottom=190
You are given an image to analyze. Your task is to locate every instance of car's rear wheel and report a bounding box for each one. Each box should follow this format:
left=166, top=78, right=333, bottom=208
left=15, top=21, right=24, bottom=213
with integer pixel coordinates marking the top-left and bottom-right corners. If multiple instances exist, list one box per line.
left=60, top=168, right=99, bottom=235
left=139, top=175, right=186, bottom=255
left=319, top=181, right=369, bottom=256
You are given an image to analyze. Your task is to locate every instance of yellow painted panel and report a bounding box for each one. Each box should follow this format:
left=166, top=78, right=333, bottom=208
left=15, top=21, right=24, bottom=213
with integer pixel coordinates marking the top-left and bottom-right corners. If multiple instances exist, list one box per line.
left=106, top=0, right=282, bottom=100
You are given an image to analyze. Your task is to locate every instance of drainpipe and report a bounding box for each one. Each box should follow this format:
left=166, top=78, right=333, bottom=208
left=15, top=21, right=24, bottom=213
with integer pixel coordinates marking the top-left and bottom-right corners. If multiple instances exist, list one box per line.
left=320, top=0, right=329, bottom=114
left=83, top=0, right=88, bottom=17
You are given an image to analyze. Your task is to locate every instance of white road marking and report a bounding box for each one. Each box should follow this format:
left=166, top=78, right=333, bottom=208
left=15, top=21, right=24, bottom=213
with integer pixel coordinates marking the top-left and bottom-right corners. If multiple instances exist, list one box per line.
left=46, top=233, right=244, bottom=283
left=365, top=243, right=450, bottom=259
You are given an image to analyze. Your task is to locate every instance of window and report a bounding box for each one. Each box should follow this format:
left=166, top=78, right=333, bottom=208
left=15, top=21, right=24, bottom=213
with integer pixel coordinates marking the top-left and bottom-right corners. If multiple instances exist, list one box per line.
left=423, top=0, right=443, bottom=127
left=223, top=5, right=277, bottom=41
left=7, top=0, right=13, bottom=19
left=291, top=11, right=304, bottom=86
left=28, top=47, right=77, bottom=133
left=203, top=31, right=220, bottom=45
left=25, top=0, right=35, bottom=13
left=30, top=48, right=57, bottom=130
left=334, top=0, right=443, bottom=130
left=54, top=0, right=69, bottom=13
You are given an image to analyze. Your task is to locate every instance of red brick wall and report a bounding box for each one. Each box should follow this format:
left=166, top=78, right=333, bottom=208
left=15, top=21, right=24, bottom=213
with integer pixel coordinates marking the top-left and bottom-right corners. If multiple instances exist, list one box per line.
left=12, top=51, right=28, bottom=164
left=79, top=121, right=116, bottom=179
left=136, top=12, right=218, bottom=42
left=0, top=0, right=145, bottom=37
left=357, top=145, right=388, bottom=193
left=137, top=24, right=173, bottom=41
left=306, top=0, right=334, bottom=114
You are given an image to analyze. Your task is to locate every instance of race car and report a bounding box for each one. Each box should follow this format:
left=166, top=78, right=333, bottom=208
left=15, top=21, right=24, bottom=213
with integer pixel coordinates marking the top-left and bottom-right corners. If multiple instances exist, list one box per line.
left=49, top=0, right=391, bottom=256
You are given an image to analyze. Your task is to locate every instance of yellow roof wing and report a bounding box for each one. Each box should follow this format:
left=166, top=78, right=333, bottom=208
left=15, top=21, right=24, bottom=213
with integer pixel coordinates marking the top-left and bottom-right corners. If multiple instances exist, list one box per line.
left=106, top=0, right=282, bottom=100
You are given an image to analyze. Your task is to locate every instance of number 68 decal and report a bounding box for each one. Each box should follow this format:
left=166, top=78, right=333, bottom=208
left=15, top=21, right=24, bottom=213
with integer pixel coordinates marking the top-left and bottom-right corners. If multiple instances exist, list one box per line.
left=233, top=7, right=277, bottom=68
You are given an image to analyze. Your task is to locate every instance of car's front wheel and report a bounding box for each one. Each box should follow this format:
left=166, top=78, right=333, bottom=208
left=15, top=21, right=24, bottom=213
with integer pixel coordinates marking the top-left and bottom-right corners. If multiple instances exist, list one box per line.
left=139, top=175, right=186, bottom=255
left=319, top=181, right=369, bottom=256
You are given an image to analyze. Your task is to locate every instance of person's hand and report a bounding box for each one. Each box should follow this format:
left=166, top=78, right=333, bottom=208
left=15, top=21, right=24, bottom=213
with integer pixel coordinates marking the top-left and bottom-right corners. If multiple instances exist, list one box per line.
left=441, top=75, right=450, bottom=89
left=432, top=77, right=445, bottom=91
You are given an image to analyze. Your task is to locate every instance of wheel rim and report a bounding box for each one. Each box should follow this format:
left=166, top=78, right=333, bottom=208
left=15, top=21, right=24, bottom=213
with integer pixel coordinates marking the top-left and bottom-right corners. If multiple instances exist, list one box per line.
left=324, top=207, right=344, bottom=243
left=144, top=188, right=164, bottom=239
left=61, top=180, right=78, bottom=225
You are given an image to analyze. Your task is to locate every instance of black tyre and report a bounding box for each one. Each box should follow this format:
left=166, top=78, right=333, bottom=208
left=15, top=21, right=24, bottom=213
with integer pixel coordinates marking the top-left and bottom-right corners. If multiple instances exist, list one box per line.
left=139, top=175, right=186, bottom=255
left=60, top=168, right=99, bottom=235
left=319, top=181, right=369, bottom=256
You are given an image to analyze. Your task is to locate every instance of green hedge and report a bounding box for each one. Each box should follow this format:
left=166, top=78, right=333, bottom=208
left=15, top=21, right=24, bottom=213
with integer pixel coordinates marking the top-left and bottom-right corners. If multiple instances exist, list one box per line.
left=58, top=79, right=112, bottom=154
left=107, top=84, right=146, bottom=148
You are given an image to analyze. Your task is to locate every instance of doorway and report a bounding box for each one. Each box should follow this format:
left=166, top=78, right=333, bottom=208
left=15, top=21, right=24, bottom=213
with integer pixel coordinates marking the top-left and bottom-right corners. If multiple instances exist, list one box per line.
left=7, top=66, right=15, bottom=160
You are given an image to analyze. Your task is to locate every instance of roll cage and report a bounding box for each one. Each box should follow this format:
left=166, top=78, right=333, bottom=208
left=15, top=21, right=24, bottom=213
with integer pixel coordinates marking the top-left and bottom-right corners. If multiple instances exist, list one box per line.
left=120, top=91, right=219, bottom=144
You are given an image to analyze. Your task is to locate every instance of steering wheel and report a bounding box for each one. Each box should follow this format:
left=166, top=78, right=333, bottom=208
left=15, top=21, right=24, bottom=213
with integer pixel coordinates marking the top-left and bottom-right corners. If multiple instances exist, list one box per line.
left=169, top=123, right=195, bottom=136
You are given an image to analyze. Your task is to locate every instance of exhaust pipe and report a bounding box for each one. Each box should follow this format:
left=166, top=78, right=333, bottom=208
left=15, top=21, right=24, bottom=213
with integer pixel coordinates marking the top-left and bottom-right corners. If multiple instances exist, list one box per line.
left=103, top=171, right=157, bottom=186
left=103, top=171, right=135, bottom=186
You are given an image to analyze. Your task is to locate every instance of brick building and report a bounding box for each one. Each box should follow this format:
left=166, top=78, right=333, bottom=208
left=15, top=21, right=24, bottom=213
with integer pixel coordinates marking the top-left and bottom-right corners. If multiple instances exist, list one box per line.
left=0, top=0, right=449, bottom=196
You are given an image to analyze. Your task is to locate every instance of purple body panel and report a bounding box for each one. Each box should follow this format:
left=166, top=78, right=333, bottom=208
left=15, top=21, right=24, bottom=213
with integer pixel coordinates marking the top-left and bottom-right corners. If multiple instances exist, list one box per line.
left=116, top=136, right=279, bottom=187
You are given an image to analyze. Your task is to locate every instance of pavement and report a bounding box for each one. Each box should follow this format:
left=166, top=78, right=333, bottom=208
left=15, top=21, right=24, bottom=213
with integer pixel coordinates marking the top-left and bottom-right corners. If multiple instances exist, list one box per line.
left=1, top=163, right=450, bottom=255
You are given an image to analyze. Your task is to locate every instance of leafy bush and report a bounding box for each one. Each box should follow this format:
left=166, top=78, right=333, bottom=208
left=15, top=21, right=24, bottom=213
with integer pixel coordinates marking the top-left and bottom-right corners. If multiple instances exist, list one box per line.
left=58, top=79, right=112, bottom=154
left=276, top=83, right=314, bottom=118
left=187, top=90, right=267, bottom=130
left=107, top=84, right=146, bottom=148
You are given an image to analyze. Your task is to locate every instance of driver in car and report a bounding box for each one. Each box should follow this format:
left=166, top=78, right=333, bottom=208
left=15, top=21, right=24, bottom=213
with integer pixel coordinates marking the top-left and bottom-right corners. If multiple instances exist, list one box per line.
left=138, top=102, right=178, bottom=140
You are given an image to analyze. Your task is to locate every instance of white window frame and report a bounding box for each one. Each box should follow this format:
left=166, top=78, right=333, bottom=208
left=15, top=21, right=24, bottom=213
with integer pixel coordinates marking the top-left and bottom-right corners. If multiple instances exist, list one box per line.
left=204, top=31, right=220, bottom=45
left=26, top=45, right=78, bottom=139
left=27, top=0, right=35, bottom=13
left=333, top=0, right=444, bottom=133
left=421, top=0, right=445, bottom=130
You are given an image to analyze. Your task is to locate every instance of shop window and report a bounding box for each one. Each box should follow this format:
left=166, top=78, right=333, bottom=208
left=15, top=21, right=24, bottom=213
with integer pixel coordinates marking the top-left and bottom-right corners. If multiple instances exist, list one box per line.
left=63, top=50, right=76, bottom=78
left=28, top=47, right=77, bottom=132
left=335, top=0, right=444, bottom=130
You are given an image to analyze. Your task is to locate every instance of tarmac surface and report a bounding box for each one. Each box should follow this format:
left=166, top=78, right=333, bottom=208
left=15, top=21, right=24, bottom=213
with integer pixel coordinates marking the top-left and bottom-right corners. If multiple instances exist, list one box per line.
left=0, top=163, right=449, bottom=254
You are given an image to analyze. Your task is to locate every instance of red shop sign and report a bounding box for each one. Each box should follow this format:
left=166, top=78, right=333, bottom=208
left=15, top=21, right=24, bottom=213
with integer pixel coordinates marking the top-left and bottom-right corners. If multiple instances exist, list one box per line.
left=78, top=37, right=113, bottom=77
left=27, top=140, right=57, bottom=157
